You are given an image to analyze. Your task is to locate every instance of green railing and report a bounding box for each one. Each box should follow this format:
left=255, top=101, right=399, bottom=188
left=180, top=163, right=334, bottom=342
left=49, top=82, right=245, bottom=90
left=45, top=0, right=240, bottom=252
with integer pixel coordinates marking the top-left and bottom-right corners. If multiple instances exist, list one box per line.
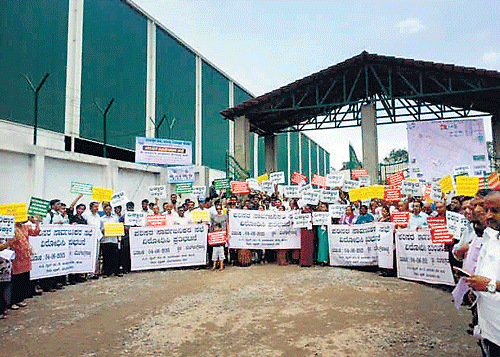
left=225, top=152, right=251, bottom=181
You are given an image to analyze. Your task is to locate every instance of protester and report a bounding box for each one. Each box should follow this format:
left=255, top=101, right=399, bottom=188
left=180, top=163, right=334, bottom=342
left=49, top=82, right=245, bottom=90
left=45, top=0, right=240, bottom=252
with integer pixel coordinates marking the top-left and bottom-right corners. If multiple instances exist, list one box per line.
left=339, top=205, right=356, bottom=225
left=407, top=201, right=428, bottom=230
left=316, top=203, right=329, bottom=266
left=355, top=205, right=374, bottom=224
left=100, top=204, right=122, bottom=277
left=378, top=205, right=391, bottom=222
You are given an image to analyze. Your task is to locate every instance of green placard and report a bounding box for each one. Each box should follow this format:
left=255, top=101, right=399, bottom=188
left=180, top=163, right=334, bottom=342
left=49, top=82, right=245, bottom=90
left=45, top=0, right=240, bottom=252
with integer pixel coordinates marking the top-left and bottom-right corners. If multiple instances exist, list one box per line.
left=213, top=178, right=231, bottom=190
left=176, top=183, right=193, bottom=194
left=71, top=182, right=94, bottom=195
left=28, top=197, right=50, bottom=217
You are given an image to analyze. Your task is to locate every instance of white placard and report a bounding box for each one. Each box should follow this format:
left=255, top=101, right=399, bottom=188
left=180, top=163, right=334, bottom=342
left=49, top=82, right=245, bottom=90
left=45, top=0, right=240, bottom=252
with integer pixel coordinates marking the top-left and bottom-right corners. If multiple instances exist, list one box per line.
left=453, top=165, right=471, bottom=177
left=446, top=211, right=469, bottom=240
left=293, top=213, right=313, bottom=229
left=376, top=222, right=395, bottom=269
left=192, top=186, right=207, bottom=199
left=125, top=212, right=147, bottom=227
left=312, top=212, right=330, bottom=226
left=395, top=230, right=454, bottom=285
left=342, top=179, right=360, bottom=192
left=149, top=185, right=167, bottom=198
left=228, top=210, right=301, bottom=249
left=298, top=184, right=312, bottom=196
left=30, top=225, right=99, bottom=279
left=284, top=185, right=301, bottom=198
left=246, top=178, right=260, bottom=191
left=400, top=181, right=423, bottom=196
left=302, top=190, right=320, bottom=206
left=326, top=174, right=344, bottom=188
left=320, top=189, right=340, bottom=203
left=328, top=224, right=378, bottom=266
left=261, top=180, right=274, bottom=194
left=270, top=171, right=285, bottom=184
left=329, top=204, right=348, bottom=219
left=129, top=224, right=207, bottom=271
left=358, top=175, right=371, bottom=187
left=167, top=165, right=195, bottom=183
left=430, top=183, right=443, bottom=202
left=110, top=190, right=128, bottom=207
left=0, top=215, right=15, bottom=241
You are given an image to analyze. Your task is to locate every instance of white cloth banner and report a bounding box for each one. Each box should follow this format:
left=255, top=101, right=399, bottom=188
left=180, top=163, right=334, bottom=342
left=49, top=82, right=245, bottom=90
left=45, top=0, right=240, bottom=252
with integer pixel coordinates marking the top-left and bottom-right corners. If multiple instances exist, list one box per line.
left=30, top=225, right=99, bottom=279
left=375, top=222, right=395, bottom=269
left=129, top=225, right=207, bottom=271
left=395, top=230, right=455, bottom=285
left=328, top=224, right=378, bottom=266
left=228, top=209, right=301, bottom=249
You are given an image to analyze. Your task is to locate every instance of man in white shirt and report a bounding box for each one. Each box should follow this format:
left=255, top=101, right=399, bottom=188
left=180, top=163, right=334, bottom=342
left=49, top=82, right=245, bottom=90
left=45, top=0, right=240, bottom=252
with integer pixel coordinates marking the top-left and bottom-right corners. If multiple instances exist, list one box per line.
left=407, top=201, right=428, bottom=230
left=42, top=199, right=64, bottom=225
left=83, top=202, right=103, bottom=277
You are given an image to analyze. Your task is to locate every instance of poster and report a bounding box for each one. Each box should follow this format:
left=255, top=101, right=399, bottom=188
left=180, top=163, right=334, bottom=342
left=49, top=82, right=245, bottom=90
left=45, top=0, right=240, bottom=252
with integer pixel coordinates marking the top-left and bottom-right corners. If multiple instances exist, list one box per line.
left=376, top=222, right=395, bottom=269
left=135, top=137, right=192, bottom=166
left=167, top=165, right=195, bottom=183
left=328, top=224, right=378, bottom=266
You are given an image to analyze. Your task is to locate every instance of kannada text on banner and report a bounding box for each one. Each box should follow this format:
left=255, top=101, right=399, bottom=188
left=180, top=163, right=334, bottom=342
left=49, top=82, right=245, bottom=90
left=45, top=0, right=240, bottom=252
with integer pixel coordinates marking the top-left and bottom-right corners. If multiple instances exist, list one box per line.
left=328, top=224, right=378, bottom=266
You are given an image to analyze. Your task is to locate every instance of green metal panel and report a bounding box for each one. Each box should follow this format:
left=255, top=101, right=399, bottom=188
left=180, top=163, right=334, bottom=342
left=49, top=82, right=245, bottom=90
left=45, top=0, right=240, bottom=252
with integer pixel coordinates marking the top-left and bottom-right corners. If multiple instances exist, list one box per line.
left=301, top=134, right=310, bottom=179
left=289, top=131, right=299, bottom=183
left=0, top=0, right=68, bottom=132
left=80, top=0, right=147, bottom=150
left=258, top=136, right=265, bottom=176
left=156, top=29, right=196, bottom=157
left=325, top=152, right=330, bottom=174
left=310, top=141, right=318, bottom=176
left=276, top=133, right=288, bottom=181
left=318, top=148, right=325, bottom=176
left=234, top=85, right=252, bottom=105
left=202, top=62, right=229, bottom=171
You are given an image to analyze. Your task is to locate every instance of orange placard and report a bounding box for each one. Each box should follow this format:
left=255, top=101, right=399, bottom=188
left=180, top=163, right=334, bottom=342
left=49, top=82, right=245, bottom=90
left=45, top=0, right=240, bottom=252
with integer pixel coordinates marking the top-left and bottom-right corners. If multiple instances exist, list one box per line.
left=390, top=211, right=410, bottom=225
left=387, top=172, right=405, bottom=186
left=147, top=214, right=167, bottom=227
left=208, top=231, right=228, bottom=246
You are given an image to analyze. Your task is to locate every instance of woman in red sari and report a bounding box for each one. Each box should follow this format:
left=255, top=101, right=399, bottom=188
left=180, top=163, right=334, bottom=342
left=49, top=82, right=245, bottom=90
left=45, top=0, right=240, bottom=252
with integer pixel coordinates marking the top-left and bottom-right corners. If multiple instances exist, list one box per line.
left=299, top=205, right=314, bottom=267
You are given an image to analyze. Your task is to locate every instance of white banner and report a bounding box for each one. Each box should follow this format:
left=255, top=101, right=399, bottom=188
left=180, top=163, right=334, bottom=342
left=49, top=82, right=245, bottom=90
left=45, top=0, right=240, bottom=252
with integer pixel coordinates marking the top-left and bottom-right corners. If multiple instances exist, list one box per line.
left=167, top=165, right=195, bottom=184
left=375, top=222, right=395, bottom=269
left=149, top=185, right=167, bottom=198
left=328, top=224, right=378, bottom=266
left=135, top=137, right=193, bottom=166
left=395, top=230, right=454, bottom=285
left=129, top=225, right=207, bottom=271
left=320, top=189, right=340, bottom=203
left=228, top=210, right=301, bottom=249
left=446, top=211, right=469, bottom=240
left=30, top=225, right=99, bottom=279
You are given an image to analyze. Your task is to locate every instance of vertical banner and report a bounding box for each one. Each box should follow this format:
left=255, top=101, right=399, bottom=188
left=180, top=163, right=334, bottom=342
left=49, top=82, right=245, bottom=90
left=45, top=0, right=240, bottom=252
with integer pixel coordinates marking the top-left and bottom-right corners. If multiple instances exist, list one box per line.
left=328, top=224, right=378, bottom=266
left=395, top=230, right=454, bottom=285
left=375, top=222, right=395, bottom=269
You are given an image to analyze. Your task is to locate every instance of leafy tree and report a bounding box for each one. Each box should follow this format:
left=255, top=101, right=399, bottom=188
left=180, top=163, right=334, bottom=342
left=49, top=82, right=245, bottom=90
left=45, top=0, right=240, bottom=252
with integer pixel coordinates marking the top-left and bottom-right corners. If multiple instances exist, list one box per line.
left=383, top=148, right=408, bottom=164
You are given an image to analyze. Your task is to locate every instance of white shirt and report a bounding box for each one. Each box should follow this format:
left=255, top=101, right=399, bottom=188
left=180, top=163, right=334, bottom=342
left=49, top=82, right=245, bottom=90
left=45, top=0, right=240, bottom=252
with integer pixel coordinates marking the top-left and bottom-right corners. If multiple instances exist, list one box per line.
left=42, top=210, right=64, bottom=225
left=452, top=221, right=474, bottom=259
left=83, top=211, right=103, bottom=240
left=475, top=227, right=500, bottom=346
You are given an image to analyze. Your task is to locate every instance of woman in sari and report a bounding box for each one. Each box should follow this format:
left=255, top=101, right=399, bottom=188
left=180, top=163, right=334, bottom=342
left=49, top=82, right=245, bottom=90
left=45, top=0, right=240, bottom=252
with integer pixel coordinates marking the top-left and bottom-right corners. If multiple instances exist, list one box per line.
left=339, top=205, right=356, bottom=225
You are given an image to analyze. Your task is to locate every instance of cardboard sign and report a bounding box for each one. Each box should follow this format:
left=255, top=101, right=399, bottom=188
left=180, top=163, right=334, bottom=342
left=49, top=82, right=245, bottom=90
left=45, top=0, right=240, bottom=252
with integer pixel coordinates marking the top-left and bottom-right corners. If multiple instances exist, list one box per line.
left=208, top=231, right=228, bottom=246
left=167, top=165, right=195, bottom=183
left=104, top=223, right=125, bottom=237
left=351, top=168, right=368, bottom=179
left=387, top=171, right=405, bottom=186
left=298, top=184, right=312, bottom=196
left=291, top=171, right=307, bottom=185
left=439, top=175, right=454, bottom=194
left=390, top=211, right=410, bottom=225
left=348, top=187, right=370, bottom=202
left=191, top=210, right=211, bottom=223
left=369, top=185, right=385, bottom=200
left=293, top=213, right=312, bottom=229
left=312, top=211, right=330, bottom=226
left=329, top=204, right=348, bottom=219
left=71, top=182, right=94, bottom=195
left=342, top=179, right=360, bottom=192
left=176, top=182, right=193, bottom=194
left=384, top=188, right=402, bottom=201
left=149, top=185, right=167, bottom=198
left=302, top=191, right=320, bottom=206
left=326, top=174, right=344, bottom=188
left=28, top=197, right=50, bottom=217
left=258, top=173, right=269, bottom=183
left=311, top=174, right=326, bottom=188
left=213, top=178, right=231, bottom=190
left=430, top=226, right=453, bottom=244
left=488, top=172, right=500, bottom=190
left=147, top=214, right=167, bottom=227
left=231, top=181, right=250, bottom=195
left=0, top=215, right=15, bottom=240
left=0, top=203, right=28, bottom=223
left=284, top=185, right=301, bottom=198
left=358, top=175, right=371, bottom=187
left=246, top=178, right=260, bottom=191
left=320, top=189, right=340, bottom=203
left=260, top=180, right=274, bottom=194
left=446, top=211, right=469, bottom=240
left=400, top=180, right=423, bottom=196
left=124, top=212, right=147, bottom=227
left=453, top=165, right=471, bottom=177
left=110, top=190, right=128, bottom=208
left=430, top=183, right=443, bottom=202
left=269, top=171, right=285, bottom=184
left=192, top=186, right=207, bottom=199
left=92, top=187, right=113, bottom=202
left=455, top=176, right=479, bottom=197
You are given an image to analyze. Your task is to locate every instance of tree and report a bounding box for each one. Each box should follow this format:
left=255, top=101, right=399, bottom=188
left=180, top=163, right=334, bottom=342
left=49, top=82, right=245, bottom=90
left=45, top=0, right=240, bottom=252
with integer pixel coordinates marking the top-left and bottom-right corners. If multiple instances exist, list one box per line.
left=383, top=148, right=408, bottom=164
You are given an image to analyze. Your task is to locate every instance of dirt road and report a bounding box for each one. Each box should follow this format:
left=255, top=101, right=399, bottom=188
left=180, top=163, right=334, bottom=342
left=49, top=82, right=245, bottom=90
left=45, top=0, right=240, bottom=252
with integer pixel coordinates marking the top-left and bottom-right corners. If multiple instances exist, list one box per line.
left=0, top=265, right=479, bottom=356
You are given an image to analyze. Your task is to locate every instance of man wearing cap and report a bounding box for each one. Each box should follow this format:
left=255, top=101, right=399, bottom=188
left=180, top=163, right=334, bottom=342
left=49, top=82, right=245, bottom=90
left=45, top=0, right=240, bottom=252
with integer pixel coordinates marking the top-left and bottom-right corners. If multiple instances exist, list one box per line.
left=42, top=199, right=64, bottom=225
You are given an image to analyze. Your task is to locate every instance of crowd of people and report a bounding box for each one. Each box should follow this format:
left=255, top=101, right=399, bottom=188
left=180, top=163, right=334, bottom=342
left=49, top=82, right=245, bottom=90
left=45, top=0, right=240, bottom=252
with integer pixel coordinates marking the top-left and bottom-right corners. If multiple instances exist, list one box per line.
left=0, top=184, right=499, bottom=355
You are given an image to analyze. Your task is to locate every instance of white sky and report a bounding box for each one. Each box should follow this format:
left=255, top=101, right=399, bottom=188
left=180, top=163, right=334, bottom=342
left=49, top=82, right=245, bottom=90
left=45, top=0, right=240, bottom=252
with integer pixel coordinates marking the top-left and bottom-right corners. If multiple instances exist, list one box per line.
left=133, top=0, right=498, bottom=170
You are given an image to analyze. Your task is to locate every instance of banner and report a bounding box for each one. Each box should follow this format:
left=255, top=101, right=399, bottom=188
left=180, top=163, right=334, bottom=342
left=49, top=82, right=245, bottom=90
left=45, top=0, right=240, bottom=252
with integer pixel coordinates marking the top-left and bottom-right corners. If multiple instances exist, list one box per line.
left=391, top=211, right=410, bottom=226
left=291, top=171, right=307, bottom=185
left=384, top=188, right=402, bottom=201
left=427, top=217, right=453, bottom=244
left=0, top=203, right=28, bottom=223
left=30, top=225, right=99, bottom=279
left=167, top=165, right=195, bottom=184
left=213, top=178, right=231, bottom=190
left=488, top=172, right=500, bottom=190
left=0, top=215, right=15, bottom=241
left=125, top=212, right=147, bottom=227
left=328, top=224, right=378, bottom=266
left=70, top=182, right=94, bottom=195
left=228, top=210, right=301, bottom=249
left=208, top=231, right=228, bottom=246
left=326, top=174, right=344, bottom=188
left=149, top=185, right=167, bottom=198
left=231, top=181, right=250, bottom=195
left=176, top=182, right=193, bottom=194
left=455, top=176, right=479, bottom=197
left=348, top=187, right=369, bottom=202
left=129, top=225, right=207, bottom=271
left=92, top=187, right=113, bottom=202
left=28, top=197, right=50, bottom=217
left=135, top=137, right=192, bottom=166
left=369, top=185, right=385, bottom=200
left=395, top=230, right=454, bottom=285
left=376, top=222, right=395, bottom=269
left=269, top=171, right=285, bottom=184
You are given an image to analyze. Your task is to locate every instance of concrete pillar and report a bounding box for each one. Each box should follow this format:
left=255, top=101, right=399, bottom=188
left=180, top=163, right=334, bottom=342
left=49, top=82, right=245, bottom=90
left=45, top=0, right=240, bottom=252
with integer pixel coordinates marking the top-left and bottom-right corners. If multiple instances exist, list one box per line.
left=31, top=147, right=46, bottom=199
left=492, top=116, right=500, bottom=166
left=264, top=134, right=277, bottom=173
left=361, top=102, right=379, bottom=183
left=145, top=19, right=157, bottom=138
left=234, top=115, right=251, bottom=171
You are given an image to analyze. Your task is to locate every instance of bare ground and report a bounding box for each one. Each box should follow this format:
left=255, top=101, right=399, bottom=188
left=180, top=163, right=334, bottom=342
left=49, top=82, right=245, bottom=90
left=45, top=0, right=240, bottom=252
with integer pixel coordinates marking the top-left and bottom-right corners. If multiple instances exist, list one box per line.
left=0, top=265, right=480, bottom=357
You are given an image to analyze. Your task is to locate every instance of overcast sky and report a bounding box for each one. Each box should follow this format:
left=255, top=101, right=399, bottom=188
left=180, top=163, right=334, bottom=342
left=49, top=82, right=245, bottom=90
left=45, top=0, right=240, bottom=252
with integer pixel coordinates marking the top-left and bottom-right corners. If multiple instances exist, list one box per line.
left=133, top=0, right=498, bottom=170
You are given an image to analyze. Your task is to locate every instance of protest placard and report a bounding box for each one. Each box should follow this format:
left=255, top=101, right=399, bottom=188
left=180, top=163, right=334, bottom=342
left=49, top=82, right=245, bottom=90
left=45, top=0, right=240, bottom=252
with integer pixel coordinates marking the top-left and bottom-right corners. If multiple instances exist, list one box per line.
left=453, top=165, right=471, bottom=177
left=147, top=214, right=167, bottom=227
left=312, top=212, right=330, bottom=226
left=326, top=174, right=344, bottom=188
left=455, top=176, right=479, bottom=197
left=269, top=171, right=285, bottom=184
left=488, top=172, right=500, bottom=190
left=391, top=211, right=410, bottom=225
left=125, top=212, right=147, bottom=227
left=30, top=225, right=99, bottom=279
left=427, top=217, right=453, bottom=244
left=351, top=168, right=368, bottom=179
left=70, top=182, right=94, bottom=195
left=311, top=174, right=326, bottom=187
left=298, top=184, right=312, bottom=196
left=291, top=171, right=307, bottom=185
left=231, top=181, right=250, bottom=195
left=258, top=173, right=269, bottom=183
left=439, top=175, right=454, bottom=194
left=167, top=165, right=195, bottom=183
left=320, top=189, right=340, bottom=203
left=301, top=190, right=320, bottom=206
left=191, top=210, right=211, bottom=223
left=328, top=224, right=378, bottom=266
left=329, top=204, right=347, bottom=219
left=430, top=183, right=443, bottom=202
left=342, top=179, right=360, bottom=192
left=284, top=185, right=301, bottom=198
left=192, top=186, right=207, bottom=199
left=260, top=180, right=274, bottom=194
left=213, top=178, right=231, bottom=190
left=228, top=210, right=301, bottom=249
left=0, top=215, right=15, bottom=241
left=246, top=178, right=260, bottom=191
left=348, top=187, right=369, bottom=202
left=369, top=185, right=385, bottom=200
left=149, top=185, right=167, bottom=198
left=135, top=137, right=192, bottom=166
left=400, top=180, right=423, bottom=196
left=28, top=197, right=50, bottom=217
left=130, top=225, right=207, bottom=271
left=395, top=230, right=454, bottom=285
left=104, top=223, right=125, bottom=237
left=176, top=182, right=193, bottom=194
left=358, top=175, right=371, bottom=187
left=292, top=213, right=312, bottom=229
left=110, top=191, right=128, bottom=208
left=384, top=188, right=402, bottom=202
left=387, top=171, right=405, bottom=186
left=92, top=187, right=113, bottom=202
left=0, top=203, right=28, bottom=223
left=208, top=231, right=228, bottom=246
left=446, top=211, right=469, bottom=240
left=375, top=222, right=395, bottom=269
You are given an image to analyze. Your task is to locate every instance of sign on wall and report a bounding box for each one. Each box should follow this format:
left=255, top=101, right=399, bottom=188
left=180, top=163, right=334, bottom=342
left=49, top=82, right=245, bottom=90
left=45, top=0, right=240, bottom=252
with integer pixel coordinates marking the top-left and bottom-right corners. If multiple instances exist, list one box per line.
left=135, top=137, right=193, bottom=166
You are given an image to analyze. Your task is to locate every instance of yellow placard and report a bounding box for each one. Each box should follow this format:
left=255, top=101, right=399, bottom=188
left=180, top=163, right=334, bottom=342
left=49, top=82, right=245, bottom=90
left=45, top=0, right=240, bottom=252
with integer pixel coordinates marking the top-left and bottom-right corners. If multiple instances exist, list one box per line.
left=349, top=187, right=370, bottom=202
left=369, top=185, right=385, bottom=200
left=0, top=203, right=28, bottom=223
left=191, top=210, right=211, bottom=223
left=455, top=176, right=479, bottom=197
left=406, top=178, right=418, bottom=182
left=258, top=173, right=269, bottom=183
left=92, top=187, right=113, bottom=202
left=439, top=175, right=454, bottom=194
left=104, top=223, right=125, bottom=237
